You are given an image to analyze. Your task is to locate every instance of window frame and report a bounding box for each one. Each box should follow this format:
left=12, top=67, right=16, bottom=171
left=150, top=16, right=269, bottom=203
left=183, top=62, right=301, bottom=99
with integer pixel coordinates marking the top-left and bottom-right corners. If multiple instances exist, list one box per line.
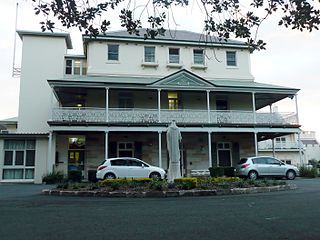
left=193, top=49, right=205, bottom=65
left=107, top=44, right=119, bottom=61
left=226, top=51, right=237, bottom=67
left=64, top=58, right=87, bottom=75
left=144, top=46, right=156, bottom=63
left=2, top=139, right=36, bottom=180
left=168, top=48, right=180, bottom=64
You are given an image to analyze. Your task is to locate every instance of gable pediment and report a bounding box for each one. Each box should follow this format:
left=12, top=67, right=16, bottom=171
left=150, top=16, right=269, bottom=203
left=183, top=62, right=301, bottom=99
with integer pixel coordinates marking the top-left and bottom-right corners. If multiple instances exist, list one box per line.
left=149, top=70, right=214, bottom=88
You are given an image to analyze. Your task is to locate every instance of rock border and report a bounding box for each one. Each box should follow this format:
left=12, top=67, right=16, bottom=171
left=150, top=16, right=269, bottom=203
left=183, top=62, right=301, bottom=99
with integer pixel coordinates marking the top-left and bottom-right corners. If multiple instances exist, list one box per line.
left=42, top=184, right=296, bottom=198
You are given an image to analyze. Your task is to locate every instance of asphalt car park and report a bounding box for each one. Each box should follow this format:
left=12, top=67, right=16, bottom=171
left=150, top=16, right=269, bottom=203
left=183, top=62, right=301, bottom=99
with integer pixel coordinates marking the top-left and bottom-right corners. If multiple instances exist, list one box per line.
left=1, top=178, right=320, bottom=240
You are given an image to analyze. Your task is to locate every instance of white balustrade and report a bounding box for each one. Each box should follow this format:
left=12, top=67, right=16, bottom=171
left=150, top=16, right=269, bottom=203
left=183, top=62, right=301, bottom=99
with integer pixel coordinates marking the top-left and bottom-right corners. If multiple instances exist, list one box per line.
left=51, top=107, right=298, bottom=125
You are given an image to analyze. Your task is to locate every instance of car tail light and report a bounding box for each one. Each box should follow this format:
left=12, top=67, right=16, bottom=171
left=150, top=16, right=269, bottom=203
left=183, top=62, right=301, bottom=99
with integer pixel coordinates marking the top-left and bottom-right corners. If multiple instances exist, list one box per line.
left=98, top=165, right=107, bottom=171
left=241, top=163, right=250, bottom=168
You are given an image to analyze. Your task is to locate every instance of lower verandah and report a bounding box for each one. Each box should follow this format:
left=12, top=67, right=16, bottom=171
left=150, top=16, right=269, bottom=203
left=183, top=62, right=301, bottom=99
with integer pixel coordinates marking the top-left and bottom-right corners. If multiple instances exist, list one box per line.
left=54, top=132, right=256, bottom=179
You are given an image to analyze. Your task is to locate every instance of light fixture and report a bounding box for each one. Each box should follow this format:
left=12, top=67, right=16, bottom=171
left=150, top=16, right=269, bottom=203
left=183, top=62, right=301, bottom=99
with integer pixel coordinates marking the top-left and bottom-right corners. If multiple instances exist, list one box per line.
left=76, top=103, right=83, bottom=107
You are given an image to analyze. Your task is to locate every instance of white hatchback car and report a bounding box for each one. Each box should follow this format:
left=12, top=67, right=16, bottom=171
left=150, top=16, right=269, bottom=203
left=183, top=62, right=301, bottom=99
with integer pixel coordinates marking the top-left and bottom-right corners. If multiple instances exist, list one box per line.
left=96, top=157, right=166, bottom=180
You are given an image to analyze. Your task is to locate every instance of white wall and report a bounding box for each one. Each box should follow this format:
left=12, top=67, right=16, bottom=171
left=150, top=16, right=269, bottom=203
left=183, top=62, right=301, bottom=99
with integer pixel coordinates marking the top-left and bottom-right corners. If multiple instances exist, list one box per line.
left=18, top=35, right=67, bottom=133
left=34, top=138, right=49, bottom=184
left=86, top=41, right=254, bottom=81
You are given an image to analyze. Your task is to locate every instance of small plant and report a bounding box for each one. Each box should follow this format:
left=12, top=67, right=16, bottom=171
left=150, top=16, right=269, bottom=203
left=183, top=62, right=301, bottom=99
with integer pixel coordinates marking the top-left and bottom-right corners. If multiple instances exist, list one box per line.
left=149, top=179, right=167, bottom=191
left=174, top=178, right=197, bottom=190
left=68, top=170, right=82, bottom=182
left=42, top=171, right=65, bottom=184
left=299, top=166, right=318, bottom=178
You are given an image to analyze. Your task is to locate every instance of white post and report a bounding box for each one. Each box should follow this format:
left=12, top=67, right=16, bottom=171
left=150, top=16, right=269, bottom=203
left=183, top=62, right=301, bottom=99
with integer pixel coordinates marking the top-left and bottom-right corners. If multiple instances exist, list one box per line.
left=252, top=92, right=256, bottom=124
left=49, top=87, right=54, bottom=121
left=105, top=131, right=109, bottom=160
left=272, top=138, right=275, bottom=157
left=158, top=131, right=162, bottom=168
left=105, top=87, right=109, bottom=122
left=47, top=131, right=53, bottom=173
left=295, top=94, right=300, bottom=124
left=254, top=132, right=258, bottom=156
left=208, top=132, right=212, bottom=168
left=298, top=132, right=303, bottom=166
left=158, top=89, right=161, bottom=123
left=206, top=90, right=211, bottom=123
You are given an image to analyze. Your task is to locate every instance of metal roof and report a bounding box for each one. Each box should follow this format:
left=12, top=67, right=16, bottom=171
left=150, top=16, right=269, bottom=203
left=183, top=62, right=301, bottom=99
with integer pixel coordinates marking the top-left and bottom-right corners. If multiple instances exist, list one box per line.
left=83, top=29, right=247, bottom=49
left=48, top=70, right=299, bottom=94
left=17, top=30, right=73, bottom=49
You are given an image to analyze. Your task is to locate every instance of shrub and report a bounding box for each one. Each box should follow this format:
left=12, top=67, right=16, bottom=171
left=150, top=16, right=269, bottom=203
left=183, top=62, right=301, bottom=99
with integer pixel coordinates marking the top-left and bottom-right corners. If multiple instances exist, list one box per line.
left=208, top=167, right=235, bottom=177
left=68, top=170, right=82, bottom=182
left=149, top=179, right=167, bottom=191
left=299, top=166, right=318, bottom=178
left=174, top=178, right=197, bottom=190
left=42, top=171, right=65, bottom=184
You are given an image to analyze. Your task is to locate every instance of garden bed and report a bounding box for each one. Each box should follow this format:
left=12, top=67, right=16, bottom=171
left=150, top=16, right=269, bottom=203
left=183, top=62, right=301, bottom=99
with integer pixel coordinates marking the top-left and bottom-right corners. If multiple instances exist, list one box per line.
left=42, top=177, right=296, bottom=198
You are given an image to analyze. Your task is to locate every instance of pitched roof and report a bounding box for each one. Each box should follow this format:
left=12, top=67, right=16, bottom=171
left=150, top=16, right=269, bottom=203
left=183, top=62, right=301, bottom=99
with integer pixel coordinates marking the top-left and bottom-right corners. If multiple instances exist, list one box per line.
left=83, top=29, right=247, bottom=48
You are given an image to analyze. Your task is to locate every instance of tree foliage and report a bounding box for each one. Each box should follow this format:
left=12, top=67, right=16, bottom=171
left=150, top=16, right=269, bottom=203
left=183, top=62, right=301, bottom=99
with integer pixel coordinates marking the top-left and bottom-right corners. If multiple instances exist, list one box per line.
left=32, top=0, right=320, bottom=50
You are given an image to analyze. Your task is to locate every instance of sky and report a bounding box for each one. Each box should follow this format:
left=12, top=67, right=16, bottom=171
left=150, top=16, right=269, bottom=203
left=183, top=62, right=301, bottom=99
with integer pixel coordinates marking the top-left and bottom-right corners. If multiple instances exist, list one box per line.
left=0, top=0, right=320, bottom=140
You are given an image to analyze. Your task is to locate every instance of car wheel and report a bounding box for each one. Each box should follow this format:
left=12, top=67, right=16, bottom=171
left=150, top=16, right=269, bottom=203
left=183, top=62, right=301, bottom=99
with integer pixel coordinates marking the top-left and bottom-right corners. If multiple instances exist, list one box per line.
left=286, top=170, right=296, bottom=180
left=248, top=171, right=258, bottom=180
left=149, top=172, right=161, bottom=180
left=104, top=173, right=116, bottom=179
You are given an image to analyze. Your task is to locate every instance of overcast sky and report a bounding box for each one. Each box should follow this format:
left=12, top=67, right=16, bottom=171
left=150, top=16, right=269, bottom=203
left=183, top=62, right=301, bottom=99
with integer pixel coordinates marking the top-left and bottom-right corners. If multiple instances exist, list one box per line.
left=1, top=0, right=320, bottom=140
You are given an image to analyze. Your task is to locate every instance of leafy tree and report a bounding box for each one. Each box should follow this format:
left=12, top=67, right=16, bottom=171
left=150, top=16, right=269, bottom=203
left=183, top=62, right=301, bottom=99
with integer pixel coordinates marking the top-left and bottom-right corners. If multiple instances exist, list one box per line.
left=32, top=0, right=320, bottom=51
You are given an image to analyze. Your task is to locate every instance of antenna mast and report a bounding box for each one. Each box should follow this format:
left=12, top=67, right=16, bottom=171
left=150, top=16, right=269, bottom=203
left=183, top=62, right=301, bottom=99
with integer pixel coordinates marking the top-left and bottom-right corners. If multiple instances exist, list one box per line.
left=12, top=1, right=21, bottom=78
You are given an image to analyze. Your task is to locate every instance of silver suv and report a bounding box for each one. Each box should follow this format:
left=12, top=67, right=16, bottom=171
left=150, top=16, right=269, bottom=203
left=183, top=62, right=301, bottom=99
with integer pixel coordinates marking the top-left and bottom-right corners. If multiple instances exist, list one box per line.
left=236, top=156, right=299, bottom=180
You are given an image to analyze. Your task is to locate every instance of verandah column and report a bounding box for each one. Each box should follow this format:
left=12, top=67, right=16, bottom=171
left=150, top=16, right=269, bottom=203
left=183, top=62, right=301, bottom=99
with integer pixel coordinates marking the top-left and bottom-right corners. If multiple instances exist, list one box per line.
left=105, top=131, right=109, bottom=160
left=206, top=90, right=211, bottom=123
left=47, top=131, right=53, bottom=173
left=254, top=132, right=258, bottom=156
left=158, top=131, right=162, bottom=168
left=105, top=87, right=109, bottom=122
left=158, top=89, right=161, bottom=123
left=252, top=92, right=256, bottom=124
left=208, top=132, right=212, bottom=168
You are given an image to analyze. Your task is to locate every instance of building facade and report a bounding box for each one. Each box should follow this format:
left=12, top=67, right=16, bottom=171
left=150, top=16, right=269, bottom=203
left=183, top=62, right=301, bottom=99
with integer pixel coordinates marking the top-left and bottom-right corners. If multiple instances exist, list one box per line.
left=0, top=30, right=302, bottom=183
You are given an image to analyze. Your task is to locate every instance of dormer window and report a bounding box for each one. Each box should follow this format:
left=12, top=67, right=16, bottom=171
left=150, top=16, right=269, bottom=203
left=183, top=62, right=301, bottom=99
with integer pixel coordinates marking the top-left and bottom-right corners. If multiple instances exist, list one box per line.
left=193, top=49, right=205, bottom=65
left=65, top=59, right=87, bottom=75
left=144, top=46, right=156, bottom=63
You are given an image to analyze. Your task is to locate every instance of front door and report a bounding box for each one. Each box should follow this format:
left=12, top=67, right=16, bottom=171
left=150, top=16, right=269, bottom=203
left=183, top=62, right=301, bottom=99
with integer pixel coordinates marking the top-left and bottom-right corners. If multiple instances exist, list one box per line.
left=68, top=136, right=85, bottom=174
left=217, top=142, right=232, bottom=167
left=218, top=150, right=231, bottom=167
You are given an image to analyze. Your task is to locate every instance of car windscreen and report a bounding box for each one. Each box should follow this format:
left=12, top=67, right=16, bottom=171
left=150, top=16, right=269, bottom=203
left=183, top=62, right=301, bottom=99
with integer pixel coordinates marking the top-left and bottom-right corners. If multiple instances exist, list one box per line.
left=238, top=158, right=248, bottom=164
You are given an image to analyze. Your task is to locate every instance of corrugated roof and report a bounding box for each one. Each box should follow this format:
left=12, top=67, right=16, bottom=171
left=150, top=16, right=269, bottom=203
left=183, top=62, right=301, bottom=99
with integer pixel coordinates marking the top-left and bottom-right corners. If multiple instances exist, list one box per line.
left=83, top=29, right=247, bottom=48
left=48, top=72, right=299, bottom=93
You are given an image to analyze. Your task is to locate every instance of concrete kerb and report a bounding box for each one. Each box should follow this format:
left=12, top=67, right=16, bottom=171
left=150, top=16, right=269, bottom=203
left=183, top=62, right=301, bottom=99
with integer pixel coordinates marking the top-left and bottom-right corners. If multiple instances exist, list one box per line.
left=42, top=184, right=296, bottom=198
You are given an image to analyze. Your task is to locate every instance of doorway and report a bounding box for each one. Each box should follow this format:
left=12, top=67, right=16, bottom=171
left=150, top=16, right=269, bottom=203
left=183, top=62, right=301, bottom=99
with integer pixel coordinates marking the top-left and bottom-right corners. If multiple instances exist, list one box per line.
left=217, top=142, right=232, bottom=167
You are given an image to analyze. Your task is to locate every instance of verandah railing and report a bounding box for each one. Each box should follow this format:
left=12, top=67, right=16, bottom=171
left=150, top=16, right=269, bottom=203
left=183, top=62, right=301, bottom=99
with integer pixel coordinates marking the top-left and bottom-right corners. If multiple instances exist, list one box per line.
left=51, top=107, right=298, bottom=125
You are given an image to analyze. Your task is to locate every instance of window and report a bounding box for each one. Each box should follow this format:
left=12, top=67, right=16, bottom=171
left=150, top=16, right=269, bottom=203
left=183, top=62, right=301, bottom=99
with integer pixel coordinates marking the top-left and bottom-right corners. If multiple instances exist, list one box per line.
left=118, top=142, right=134, bottom=157
left=168, top=92, right=179, bottom=110
left=2, top=139, right=36, bottom=180
left=118, top=92, right=134, bottom=108
left=107, top=44, right=119, bottom=61
left=169, top=48, right=180, bottom=64
left=193, top=49, right=205, bottom=65
left=226, top=51, right=237, bottom=66
left=65, top=59, right=87, bottom=75
left=253, top=157, right=268, bottom=164
left=216, top=99, right=228, bottom=110
left=144, top=46, right=156, bottom=63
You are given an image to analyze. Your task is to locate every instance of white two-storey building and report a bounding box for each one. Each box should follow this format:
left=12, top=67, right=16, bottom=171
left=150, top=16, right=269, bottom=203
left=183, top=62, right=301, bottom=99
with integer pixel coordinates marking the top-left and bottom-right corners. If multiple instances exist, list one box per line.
left=0, top=29, right=302, bottom=183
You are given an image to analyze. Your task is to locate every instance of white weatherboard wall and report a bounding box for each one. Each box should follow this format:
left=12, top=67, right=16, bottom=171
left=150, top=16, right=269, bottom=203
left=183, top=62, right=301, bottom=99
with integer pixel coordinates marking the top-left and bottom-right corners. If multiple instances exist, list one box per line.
left=86, top=41, right=254, bottom=81
left=34, top=138, right=49, bottom=184
left=18, top=35, right=68, bottom=133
